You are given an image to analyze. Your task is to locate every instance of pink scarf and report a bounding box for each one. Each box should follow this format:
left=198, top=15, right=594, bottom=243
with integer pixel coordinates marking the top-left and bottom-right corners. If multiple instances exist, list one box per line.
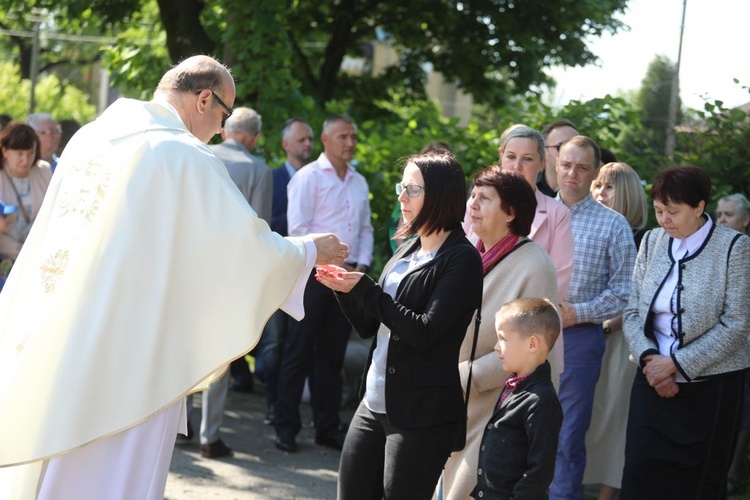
left=476, top=232, right=520, bottom=276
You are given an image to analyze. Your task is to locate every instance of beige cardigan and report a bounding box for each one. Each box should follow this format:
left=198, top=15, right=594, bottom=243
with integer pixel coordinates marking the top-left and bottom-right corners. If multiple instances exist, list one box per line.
left=0, top=162, right=53, bottom=259
left=443, top=239, right=560, bottom=500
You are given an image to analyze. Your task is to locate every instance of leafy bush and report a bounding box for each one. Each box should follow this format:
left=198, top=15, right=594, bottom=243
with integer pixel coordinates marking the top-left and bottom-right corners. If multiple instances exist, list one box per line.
left=0, top=62, right=96, bottom=123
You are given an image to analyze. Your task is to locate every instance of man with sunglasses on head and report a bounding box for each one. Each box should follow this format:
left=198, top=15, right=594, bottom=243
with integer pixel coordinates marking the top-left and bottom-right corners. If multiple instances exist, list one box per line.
left=0, top=55, right=349, bottom=499
left=537, top=119, right=579, bottom=198
left=276, top=114, right=374, bottom=452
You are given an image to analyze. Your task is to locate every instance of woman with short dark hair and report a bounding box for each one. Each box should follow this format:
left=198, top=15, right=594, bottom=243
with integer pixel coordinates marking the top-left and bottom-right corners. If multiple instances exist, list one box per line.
left=622, top=165, right=750, bottom=498
left=442, top=167, right=560, bottom=500
left=316, top=152, right=483, bottom=500
left=0, top=121, right=53, bottom=259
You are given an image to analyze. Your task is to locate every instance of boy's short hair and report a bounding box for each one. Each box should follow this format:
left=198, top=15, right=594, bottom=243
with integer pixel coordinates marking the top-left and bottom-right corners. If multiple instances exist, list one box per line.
left=495, top=298, right=560, bottom=349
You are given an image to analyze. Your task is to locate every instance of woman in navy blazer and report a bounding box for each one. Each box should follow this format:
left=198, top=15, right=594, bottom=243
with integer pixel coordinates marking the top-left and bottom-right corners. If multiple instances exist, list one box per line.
left=317, top=152, right=483, bottom=500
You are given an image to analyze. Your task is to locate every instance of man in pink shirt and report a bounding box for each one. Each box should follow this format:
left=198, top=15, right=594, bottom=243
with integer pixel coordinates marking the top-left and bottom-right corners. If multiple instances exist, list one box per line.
left=275, top=115, right=374, bottom=452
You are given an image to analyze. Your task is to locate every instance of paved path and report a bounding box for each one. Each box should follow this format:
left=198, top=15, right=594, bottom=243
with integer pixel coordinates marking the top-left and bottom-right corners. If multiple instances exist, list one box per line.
left=165, top=389, right=349, bottom=499
left=165, top=387, right=748, bottom=499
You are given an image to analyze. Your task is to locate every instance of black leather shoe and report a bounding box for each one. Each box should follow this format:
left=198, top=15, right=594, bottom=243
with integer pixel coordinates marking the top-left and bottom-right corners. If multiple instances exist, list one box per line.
left=200, top=438, right=233, bottom=459
left=275, top=432, right=298, bottom=452
left=315, top=430, right=346, bottom=451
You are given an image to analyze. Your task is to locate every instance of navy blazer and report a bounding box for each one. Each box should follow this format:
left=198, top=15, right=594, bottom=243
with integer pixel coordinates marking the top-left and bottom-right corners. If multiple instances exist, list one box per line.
left=335, top=228, right=482, bottom=430
left=271, top=164, right=292, bottom=236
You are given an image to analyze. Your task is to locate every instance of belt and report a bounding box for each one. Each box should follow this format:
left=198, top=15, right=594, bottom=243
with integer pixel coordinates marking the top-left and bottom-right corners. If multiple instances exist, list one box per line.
left=569, top=322, right=598, bottom=329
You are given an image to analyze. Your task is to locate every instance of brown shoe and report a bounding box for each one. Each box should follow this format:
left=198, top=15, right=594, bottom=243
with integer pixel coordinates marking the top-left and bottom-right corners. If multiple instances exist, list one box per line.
left=200, top=438, right=233, bottom=459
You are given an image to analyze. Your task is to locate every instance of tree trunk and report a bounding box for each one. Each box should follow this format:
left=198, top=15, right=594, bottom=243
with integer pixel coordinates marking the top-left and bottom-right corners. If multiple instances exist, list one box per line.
left=155, top=0, right=215, bottom=63
left=316, top=0, right=359, bottom=105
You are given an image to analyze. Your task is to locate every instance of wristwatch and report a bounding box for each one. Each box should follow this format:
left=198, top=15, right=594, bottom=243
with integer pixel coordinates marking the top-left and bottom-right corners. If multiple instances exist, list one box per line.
left=602, top=321, right=612, bottom=335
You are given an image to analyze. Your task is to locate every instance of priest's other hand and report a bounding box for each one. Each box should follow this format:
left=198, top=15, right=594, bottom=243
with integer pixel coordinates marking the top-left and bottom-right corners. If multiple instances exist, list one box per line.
left=310, top=233, right=349, bottom=266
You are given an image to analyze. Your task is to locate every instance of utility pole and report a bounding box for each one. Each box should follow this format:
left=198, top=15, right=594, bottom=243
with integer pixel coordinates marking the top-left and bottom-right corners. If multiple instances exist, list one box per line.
left=29, top=20, right=41, bottom=114
left=665, top=0, right=687, bottom=157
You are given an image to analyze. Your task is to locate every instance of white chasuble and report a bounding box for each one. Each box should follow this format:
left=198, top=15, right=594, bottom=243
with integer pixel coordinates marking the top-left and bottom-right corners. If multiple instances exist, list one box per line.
left=0, top=99, right=308, bottom=476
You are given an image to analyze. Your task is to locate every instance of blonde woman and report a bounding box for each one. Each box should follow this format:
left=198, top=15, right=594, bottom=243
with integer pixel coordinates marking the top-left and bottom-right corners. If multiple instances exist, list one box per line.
left=584, top=162, right=647, bottom=500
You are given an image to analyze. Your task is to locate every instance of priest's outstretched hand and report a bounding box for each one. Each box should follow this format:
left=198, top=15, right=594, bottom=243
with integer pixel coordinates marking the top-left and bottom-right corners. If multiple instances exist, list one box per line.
left=310, top=233, right=349, bottom=266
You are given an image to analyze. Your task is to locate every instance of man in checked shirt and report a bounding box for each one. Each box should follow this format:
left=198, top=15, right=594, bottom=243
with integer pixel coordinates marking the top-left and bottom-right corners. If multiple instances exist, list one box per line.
left=549, top=135, right=636, bottom=500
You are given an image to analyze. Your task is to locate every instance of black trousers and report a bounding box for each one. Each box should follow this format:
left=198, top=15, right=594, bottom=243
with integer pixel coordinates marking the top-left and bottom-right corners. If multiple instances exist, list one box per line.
left=274, top=272, right=350, bottom=438
left=337, top=401, right=459, bottom=500
left=621, top=369, right=745, bottom=500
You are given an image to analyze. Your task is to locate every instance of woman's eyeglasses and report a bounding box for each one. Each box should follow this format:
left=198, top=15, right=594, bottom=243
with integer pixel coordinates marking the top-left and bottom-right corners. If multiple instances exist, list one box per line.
left=395, top=183, right=425, bottom=198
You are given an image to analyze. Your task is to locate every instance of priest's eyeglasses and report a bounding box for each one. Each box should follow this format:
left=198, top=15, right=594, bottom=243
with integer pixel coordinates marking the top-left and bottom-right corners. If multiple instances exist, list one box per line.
left=195, top=89, right=234, bottom=126
left=396, top=183, right=426, bottom=198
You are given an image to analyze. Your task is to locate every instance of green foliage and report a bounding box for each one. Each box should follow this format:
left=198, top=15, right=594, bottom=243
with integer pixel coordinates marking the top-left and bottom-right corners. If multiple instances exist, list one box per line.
left=0, top=62, right=30, bottom=119
left=675, top=94, right=750, bottom=207
left=221, top=0, right=314, bottom=146
left=100, top=0, right=170, bottom=99
left=0, top=62, right=96, bottom=122
left=284, top=0, right=629, bottom=110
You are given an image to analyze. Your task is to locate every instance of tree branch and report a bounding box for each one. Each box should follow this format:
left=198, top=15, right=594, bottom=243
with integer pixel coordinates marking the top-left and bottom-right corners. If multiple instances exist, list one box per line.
left=286, top=28, right=317, bottom=96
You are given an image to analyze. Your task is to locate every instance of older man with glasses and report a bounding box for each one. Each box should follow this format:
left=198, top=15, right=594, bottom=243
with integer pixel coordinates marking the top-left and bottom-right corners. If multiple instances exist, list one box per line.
left=26, top=112, right=61, bottom=172
left=0, top=55, right=348, bottom=499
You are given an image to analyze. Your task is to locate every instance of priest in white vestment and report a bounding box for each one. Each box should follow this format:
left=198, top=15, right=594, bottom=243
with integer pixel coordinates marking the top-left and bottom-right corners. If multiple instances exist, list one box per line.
left=0, top=56, right=349, bottom=499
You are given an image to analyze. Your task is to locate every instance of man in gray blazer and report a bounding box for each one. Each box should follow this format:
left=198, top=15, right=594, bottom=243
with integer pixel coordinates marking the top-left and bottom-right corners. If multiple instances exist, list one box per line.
left=211, top=107, right=273, bottom=223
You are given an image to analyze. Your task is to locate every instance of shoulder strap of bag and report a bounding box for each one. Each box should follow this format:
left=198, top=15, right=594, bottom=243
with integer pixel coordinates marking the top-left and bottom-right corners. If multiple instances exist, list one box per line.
left=1, top=169, right=30, bottom=224
left=463, top=292, right=482, bottom=412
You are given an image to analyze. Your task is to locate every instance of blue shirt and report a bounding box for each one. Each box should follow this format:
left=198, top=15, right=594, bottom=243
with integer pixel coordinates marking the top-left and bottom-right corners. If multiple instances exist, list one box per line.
left=364, top=248, right=436, bottom=413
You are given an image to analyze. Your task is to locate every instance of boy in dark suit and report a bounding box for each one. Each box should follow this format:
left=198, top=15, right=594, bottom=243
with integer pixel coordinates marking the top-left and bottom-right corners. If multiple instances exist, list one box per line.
left=472, top=298, right=563, bottom=500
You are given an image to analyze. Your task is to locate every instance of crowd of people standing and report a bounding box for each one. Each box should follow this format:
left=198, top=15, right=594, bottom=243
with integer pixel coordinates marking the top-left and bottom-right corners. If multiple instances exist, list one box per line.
left=0, top=54, right=749, bottom=500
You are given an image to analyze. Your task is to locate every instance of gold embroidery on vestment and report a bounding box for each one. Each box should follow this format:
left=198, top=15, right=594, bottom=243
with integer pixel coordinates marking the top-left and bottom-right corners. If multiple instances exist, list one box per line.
left=40, top=249, right=70, bottom=293
left=57, top=156, right=112, bottom=221
left=15, top=332, right=30, bottom=355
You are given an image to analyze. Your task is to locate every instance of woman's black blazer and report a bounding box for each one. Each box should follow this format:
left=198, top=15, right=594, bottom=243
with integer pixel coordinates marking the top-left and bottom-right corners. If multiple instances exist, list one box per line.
left=335, top=228, right=483, bottom=429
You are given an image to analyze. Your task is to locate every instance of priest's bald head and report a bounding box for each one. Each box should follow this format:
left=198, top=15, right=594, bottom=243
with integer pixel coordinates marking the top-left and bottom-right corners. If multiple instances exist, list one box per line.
left=154, top=55, right=236, bottom=144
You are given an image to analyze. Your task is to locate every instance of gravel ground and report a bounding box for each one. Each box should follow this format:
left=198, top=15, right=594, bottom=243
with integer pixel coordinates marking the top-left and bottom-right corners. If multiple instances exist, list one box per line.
left=165, top=389, right=351, bottom=500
